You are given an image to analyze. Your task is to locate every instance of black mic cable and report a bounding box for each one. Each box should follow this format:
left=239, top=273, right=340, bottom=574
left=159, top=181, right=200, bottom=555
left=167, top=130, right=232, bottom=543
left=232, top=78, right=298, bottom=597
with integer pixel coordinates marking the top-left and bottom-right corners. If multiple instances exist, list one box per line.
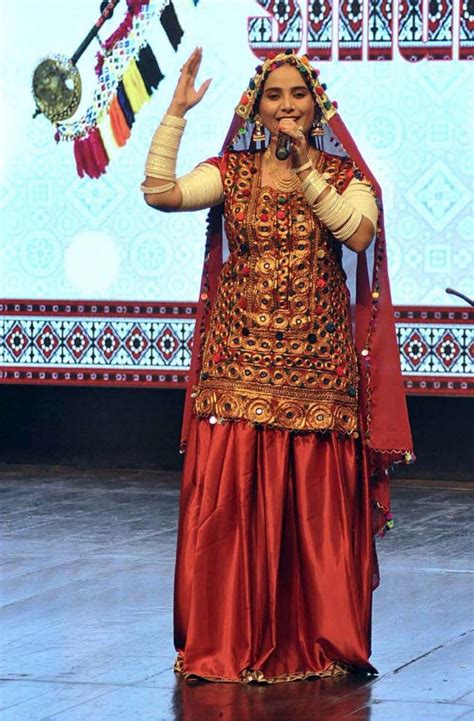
left=445, top=288, right=474, bottom=306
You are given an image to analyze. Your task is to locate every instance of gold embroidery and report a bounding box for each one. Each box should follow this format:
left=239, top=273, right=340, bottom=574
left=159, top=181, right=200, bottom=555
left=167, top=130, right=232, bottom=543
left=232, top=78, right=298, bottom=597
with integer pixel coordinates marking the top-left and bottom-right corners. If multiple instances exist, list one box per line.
left=194, top=381, right=358, bottom=434
left=194, top=151, right=360, bottom=435
left=174, top=654, right=352, bottom=684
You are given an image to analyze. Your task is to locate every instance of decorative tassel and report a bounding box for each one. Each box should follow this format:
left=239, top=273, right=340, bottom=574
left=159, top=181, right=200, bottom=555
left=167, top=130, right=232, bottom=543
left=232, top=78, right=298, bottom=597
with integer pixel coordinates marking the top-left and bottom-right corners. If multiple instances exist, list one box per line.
left=377, top=510, right=394, bottom=537
left=122, top=58, right=150, bottom=114
left=384, top=512, right=394, bottom=531
left=117, top=82, right=135, bottom=128
left=73, top=136, right=87, bottom=178
left=74, top=128, right=109, bottom=179
left=89, top=127, right=109, bottom=177
left=109, top=96, right=131, bottom=146
left=95, top=52, right=105, bottom=77
left=130, top=54, right=153, bottom=97
left=74, top=134, right=96, bottom=178
left=98, top=113, right=119, bottom=160
left=79, top=134, right=96, bottom=179
left=160, top=2, right=183, bottom=51
left=54, top=0, right=195, bottom=178
left=136, top=44, right=164, bottom=94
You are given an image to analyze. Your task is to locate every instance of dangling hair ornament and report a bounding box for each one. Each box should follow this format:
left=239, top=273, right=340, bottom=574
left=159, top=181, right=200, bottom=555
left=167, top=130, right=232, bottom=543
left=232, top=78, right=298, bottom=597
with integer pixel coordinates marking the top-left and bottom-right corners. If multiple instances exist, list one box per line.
left=311, top=119, right=325, bottom=137
left=251, top=115, right=266, bottom=143
left=32, top=0, right=192, bottom=179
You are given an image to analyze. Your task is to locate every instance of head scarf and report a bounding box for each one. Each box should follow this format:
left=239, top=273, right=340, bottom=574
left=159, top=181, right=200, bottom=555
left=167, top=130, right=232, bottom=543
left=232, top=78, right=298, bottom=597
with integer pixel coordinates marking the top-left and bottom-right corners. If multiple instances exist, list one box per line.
left=180, top=51, right=414, bottom=531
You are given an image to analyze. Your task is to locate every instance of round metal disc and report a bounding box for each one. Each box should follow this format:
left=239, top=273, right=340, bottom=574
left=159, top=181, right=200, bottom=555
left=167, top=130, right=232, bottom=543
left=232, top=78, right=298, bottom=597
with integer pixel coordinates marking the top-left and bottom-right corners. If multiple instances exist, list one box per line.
left=32, top=55, right=82, bottom=123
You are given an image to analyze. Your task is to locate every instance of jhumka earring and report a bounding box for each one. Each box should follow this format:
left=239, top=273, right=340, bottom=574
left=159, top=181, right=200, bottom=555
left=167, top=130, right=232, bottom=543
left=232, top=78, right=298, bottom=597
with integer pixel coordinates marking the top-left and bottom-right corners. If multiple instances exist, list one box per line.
left=311, top=119, right=325, bottom=137
left=252, top=116, right=266, bottom=143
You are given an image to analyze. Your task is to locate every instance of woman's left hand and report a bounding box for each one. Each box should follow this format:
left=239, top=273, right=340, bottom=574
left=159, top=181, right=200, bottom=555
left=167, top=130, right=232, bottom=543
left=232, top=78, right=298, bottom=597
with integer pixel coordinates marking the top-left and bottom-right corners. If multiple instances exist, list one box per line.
left=276, top=118, right=310, bottom=168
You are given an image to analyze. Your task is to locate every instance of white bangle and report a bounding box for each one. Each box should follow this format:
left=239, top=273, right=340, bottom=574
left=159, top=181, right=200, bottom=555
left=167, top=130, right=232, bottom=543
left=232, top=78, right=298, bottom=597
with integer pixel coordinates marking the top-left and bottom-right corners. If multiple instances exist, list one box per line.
left=144, top=114, right=186, bottom=180
left=140, top=180, right=176, bottom=194
left=301, top=169, right=330, bottom=205
left=293, top=160, right=313, bottom=174
left=161, top=114, right=186, bottom=129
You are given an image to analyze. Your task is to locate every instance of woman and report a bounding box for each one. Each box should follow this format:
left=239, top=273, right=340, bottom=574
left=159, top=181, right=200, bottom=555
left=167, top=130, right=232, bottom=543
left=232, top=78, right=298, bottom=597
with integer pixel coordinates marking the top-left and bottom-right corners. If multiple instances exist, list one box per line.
left=141, top=48, right=413, bottom=684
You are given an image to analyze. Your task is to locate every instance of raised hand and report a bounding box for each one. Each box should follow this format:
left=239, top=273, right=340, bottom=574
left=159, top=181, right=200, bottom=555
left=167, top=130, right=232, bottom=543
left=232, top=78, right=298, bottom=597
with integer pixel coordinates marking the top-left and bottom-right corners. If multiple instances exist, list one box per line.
left=167, top=47, right=212, bottom=118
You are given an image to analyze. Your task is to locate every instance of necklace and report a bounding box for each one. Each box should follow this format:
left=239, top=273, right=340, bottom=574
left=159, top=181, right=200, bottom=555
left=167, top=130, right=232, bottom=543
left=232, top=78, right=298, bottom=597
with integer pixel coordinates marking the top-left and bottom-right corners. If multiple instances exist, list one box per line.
left=263, top=147, right=300, bottom=192
left=263, top=146, right=316, bottom=192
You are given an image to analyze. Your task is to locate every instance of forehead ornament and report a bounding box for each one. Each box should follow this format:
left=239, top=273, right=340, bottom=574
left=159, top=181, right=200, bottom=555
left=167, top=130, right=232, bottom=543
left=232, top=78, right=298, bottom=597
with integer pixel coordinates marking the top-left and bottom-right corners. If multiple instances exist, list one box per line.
left=235, top=50, right=337, bottom=124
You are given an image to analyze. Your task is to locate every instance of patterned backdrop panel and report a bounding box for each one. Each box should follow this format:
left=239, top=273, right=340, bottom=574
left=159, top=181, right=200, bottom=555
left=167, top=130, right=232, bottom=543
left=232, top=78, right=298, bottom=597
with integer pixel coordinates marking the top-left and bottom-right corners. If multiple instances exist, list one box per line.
left=1, top=301, right=472, bottom=395
left=0, top=1, right=473, bottom=393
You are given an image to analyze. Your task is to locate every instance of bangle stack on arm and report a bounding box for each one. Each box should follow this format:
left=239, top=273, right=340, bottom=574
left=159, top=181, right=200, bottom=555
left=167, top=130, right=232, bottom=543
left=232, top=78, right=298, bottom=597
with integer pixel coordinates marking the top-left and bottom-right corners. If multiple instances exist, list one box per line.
left=140, top=114, right=186, bottom=195
left=140, top=111, right=224, bottom=211
left=300, top=169, right=363, bottom=243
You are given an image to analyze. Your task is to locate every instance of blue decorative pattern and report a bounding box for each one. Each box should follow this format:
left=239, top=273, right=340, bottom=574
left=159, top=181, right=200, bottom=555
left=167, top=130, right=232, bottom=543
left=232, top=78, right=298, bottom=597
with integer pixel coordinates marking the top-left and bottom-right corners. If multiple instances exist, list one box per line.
left=1, top=302, right=472, bottom=395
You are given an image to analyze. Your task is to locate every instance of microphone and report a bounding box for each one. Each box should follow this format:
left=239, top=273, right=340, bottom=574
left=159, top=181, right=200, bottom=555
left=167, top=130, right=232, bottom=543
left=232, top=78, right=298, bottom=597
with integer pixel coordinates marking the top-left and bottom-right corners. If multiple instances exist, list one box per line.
left=275, top=132, right=291, bottom=160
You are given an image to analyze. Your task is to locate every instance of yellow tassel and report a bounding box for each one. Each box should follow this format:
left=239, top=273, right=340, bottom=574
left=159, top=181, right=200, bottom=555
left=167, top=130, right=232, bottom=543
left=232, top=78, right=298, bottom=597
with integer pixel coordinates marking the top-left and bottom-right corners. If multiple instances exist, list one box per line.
left=122, top=58, right=150, bottom=114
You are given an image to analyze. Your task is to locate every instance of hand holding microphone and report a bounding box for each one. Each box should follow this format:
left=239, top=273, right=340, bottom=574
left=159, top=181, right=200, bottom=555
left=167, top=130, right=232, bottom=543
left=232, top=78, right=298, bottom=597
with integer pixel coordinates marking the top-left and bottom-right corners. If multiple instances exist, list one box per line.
left=274, top=119, right=309, bottom=168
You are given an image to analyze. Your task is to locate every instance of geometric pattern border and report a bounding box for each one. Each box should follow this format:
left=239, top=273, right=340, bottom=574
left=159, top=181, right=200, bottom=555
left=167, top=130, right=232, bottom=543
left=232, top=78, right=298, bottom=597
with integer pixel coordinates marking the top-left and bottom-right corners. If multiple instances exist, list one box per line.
left=0, top=300, right=196, bottom=389
left=395, top=306, right=473, bottom=396
left=1, top=301, right=473, bottom=396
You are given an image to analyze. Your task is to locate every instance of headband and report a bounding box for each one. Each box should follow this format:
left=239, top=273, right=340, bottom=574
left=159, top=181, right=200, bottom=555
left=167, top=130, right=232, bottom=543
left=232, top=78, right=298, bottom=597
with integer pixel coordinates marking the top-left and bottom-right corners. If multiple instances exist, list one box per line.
left=235, top=50, right=338, bottom=124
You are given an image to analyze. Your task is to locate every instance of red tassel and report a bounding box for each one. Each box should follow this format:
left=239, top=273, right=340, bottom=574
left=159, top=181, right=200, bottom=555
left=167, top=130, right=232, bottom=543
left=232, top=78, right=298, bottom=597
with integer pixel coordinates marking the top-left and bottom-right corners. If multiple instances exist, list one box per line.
left=83, top=135, right=97, bottom=178
left=73, top=128, right=109, bottom=179
left=89, top=127, right=109, bottom=177
left=73, top=136, right=87, bottom=178
left=84, top=137, right=97, bottom=178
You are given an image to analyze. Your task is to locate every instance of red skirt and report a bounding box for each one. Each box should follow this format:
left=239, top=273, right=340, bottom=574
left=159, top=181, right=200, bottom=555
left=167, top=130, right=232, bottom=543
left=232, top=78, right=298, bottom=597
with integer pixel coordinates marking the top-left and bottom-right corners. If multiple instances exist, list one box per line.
left=173, top=417, right=379, bottom=683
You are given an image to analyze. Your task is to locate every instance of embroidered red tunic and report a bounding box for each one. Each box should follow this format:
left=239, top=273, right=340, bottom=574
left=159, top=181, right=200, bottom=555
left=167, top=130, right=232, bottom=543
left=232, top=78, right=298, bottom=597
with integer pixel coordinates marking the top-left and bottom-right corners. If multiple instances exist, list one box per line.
left=192, top=150, right=361, bottom=435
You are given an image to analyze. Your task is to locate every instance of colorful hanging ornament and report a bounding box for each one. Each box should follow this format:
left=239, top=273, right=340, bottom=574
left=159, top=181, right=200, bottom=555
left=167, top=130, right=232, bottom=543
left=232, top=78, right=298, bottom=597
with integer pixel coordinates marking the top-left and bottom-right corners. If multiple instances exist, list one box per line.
left=311, top=119, right=325, bottom=137
left=32, top=0, right=188, bottom=179
left=251, top=115, right=266, bottom=143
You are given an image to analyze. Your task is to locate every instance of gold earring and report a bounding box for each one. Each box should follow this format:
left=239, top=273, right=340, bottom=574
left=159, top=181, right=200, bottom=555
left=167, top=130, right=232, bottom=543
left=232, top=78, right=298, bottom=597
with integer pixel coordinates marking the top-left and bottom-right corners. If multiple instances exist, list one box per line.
left=252, top=116, right=266, bottom=143
left=311, top=120, right=325, bottom=137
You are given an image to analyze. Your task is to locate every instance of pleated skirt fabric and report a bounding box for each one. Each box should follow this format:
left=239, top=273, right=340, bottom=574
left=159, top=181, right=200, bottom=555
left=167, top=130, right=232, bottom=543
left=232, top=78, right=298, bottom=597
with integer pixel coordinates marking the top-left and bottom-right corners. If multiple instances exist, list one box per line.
left=173, top=417, right=378, bottom=683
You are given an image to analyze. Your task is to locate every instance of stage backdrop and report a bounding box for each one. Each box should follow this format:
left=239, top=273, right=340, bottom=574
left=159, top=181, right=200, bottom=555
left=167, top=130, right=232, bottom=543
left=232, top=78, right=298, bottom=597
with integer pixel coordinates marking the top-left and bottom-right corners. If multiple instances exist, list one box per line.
left=0, top=0, right=473, bottom=395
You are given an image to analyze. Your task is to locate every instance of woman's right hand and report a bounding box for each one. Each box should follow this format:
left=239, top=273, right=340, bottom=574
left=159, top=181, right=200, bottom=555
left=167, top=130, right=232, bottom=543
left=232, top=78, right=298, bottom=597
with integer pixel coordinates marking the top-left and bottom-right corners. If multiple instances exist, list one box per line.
left=167, top=47, right=212, bottom=118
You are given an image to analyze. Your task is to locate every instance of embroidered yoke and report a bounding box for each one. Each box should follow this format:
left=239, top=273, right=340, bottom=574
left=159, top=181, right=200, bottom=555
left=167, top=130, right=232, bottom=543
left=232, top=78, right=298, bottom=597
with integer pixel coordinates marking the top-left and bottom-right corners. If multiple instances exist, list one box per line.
left=192, top=151, right=366, bottom=435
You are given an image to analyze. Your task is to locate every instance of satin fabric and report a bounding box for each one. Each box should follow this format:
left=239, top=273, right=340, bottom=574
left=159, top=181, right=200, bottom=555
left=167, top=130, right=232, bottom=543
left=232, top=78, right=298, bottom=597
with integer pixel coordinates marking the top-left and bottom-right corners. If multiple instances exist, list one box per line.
left=174, top=417, right=378, bottom=683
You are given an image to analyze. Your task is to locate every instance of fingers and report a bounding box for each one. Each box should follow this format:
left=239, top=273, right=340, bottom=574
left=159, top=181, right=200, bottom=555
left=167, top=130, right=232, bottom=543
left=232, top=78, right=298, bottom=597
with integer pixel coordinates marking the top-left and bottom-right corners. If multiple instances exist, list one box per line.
left=196, top=77, right=212, bottom=100
left=188, top=50, right=200, bottom=79
left=182, top=46, right=202, bottom=79
left=277, top=121, right=308, bottom=157
left=277, top=119, right=305, bottom=140
left=173, top=47, right=209, bottom=111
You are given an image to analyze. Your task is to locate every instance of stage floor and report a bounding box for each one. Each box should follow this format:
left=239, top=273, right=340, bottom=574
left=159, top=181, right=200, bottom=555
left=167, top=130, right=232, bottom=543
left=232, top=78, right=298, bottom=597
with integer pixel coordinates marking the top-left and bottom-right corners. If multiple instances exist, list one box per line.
left=0, top=466, right=473, bottom=721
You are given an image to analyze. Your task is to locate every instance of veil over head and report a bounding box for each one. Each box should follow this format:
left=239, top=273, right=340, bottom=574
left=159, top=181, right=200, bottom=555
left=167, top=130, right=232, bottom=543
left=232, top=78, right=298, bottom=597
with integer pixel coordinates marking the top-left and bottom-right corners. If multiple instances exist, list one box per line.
left=180, top=50, right=414, bottom=533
